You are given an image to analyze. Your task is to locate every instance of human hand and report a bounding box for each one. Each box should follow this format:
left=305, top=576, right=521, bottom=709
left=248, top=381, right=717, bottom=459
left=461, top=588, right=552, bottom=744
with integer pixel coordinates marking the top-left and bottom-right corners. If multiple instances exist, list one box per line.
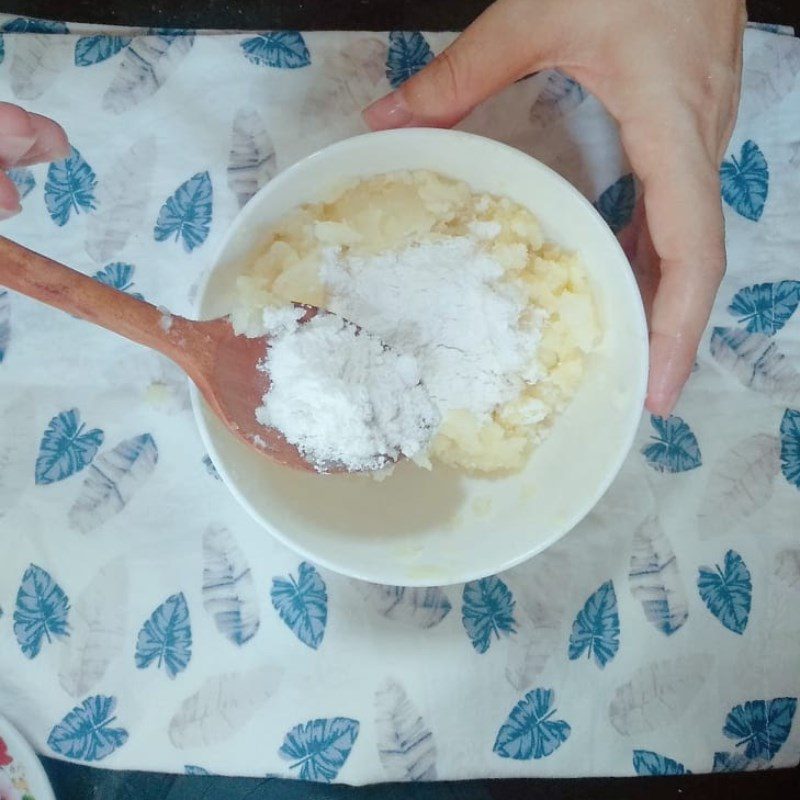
left=0, top=102, right=69, bottom=219
left=364, top=0, right=746, bottom=416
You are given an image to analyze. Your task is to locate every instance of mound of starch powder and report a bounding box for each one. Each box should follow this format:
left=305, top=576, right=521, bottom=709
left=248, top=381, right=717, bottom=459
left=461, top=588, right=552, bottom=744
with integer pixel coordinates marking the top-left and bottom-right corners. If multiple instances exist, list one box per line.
left=321, top=236, right=545, bottom=418
left=256, top=308, right=439, bottom=472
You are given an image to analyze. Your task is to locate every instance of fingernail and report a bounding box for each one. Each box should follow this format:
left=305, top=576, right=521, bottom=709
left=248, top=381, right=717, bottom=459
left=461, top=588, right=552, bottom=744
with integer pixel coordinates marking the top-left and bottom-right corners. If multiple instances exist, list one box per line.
left=0, top=204, right=22, bottom=220
left=18, top=129, right=70, bottom=165
left=646, top=331, right=693, bottom=417
left=46, top=139, right=71, bottom=161
left=363, top=91, right=413, bottom=130
left=0, top=133, right=36, bottom=165
left=646, top=385, right=681, bottom=417
left=646, top=367, right=681, bottom=415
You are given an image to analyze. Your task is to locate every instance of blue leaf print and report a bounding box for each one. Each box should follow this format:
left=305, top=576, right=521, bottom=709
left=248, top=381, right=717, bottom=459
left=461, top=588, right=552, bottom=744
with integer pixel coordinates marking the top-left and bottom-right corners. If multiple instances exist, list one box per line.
left=135, top=592, right=192, bottom=678
left=386, top=31, right=434, bottom=89
left=270, top=561, right=327, bottom=649
left=92, top=263, right=144, bottom=301
left=167, top=666, right=284, bottom=748
left=594, top=174, right=635, bottom=233
left=69, top=433, right=158, bottom=533
left=711, top=751, right=740, bottom=772
left=86, top=137, right=156, bottom=264
left=720, top=140, right=769, bottom=221
left=202, top=454, right=220, bottom=479
left=92, top=262, right=137, bottom=290
left=240, top=32, right=311, bottom=69
left=13, top=563, right=70, bottom=659
left=0, top=34, right=4, bottom=65
left=709, top=327, right=800, bottom=403
left=8, top=30, right=62, bottom=101
left=75, top=35, right=131, bottom=66
left=357, top=584, right=451, bottom=628
left=780, top=408, right=800, bottom=489
left=278, top=718, right=359, bottom=782
left=493, top=688, right=571, bottom=760
left=0, top=289, right=9, bottom=363
left=154, top=171, right=212, bottom=253
left=375, top=679, right=436, bottom=781
left=35, top=408, right=104, bottom=485
left=529, top=71, right=586, bottom=128
left=203, top=526, right=259, bottom=646
left=628, top=517, right=689, bottom=636
left=697, top=549, right=752, bottom=634
left=568, top=579, right=620, bottom=668
left=642, top=415, right=702, bottom=473
left=633, top=750, right=690, bottom=776
left=45, top=146, right=97, bottom=227
left=228, top=107, right=276, bottom=208
left=147, top=28, right=196, bottom=42
left=748, top=22, right=785, bottom=33
left=1, top=17, right=68, bottom=33
left=723, top=698, right=797, bottom=760
left=712, top=751, right=771, bottom=772
left=103, top=35, right=195, bottom=114
left=184, top=765, right=211, bottom=775
left=47, top=695, right=127, bottom=762
left=7, top=167, right=35, bottom=199
left=628, top=518, right=688, bottom=635
left=728, top=281, right=800, bottom=336
left=461, top=576, right=517, bottom=654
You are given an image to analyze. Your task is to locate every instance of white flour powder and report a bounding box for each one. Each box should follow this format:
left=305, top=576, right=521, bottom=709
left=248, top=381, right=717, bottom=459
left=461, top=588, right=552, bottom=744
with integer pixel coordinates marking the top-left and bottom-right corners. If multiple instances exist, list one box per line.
left=321, top=237, right=545, bottom=419
left=257, top=310, right=439, bottom=472
left=237, top=171, right=596, bottom=474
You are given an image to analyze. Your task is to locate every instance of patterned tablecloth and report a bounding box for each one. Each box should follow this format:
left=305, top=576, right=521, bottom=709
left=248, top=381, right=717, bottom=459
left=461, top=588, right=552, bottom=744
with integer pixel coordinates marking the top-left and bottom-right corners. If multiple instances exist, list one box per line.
left=0, top=14, right=799, bottom=785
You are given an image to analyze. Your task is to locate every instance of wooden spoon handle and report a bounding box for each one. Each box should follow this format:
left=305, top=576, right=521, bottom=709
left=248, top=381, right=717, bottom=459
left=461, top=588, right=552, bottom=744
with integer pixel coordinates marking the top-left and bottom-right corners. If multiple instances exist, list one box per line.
left=0, top=235, right=201, bottom=367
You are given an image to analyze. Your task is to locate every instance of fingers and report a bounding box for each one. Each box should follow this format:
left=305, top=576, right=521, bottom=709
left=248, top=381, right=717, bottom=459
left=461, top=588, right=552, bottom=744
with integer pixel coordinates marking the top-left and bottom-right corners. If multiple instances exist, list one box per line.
left=0, top=103, right=69, bottom=217
left=364, top=0, right=552, bottom=129
left=624, top=123, right=726, bottom=416
left=362, top=0, right=732, bottom=417
left=618, top=196, right=659, bottom=319
left=0, top=104, right=69, bottom=167
left=15, top=113, right=70, bottom=166
left=0, top=172, right=22, bottom=219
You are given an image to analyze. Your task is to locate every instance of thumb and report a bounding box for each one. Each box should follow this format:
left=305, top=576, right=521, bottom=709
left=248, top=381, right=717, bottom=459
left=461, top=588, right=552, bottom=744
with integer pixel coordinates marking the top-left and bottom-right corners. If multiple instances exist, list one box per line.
left=364, top=0, right=548, bottom=130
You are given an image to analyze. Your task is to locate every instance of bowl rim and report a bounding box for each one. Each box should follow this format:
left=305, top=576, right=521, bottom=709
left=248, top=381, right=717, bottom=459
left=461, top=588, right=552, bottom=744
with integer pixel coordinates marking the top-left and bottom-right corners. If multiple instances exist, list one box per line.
left=190, top=127, right=649, bottom=586
left=0, top=713, right=56, bottom=800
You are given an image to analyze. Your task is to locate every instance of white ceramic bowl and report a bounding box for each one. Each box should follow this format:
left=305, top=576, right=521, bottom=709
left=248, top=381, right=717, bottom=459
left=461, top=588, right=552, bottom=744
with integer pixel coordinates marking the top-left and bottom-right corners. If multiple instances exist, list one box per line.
left=191, top=129, right=648, bottom=587
left=0, top=714, right=56, bottom=800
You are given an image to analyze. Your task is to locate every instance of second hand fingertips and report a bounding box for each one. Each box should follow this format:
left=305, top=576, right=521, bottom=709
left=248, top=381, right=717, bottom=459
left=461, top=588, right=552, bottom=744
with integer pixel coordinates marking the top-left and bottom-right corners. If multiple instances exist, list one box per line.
left=0, top=204, right=22, bottom=220
left=0, top=133, right=37, bottom=169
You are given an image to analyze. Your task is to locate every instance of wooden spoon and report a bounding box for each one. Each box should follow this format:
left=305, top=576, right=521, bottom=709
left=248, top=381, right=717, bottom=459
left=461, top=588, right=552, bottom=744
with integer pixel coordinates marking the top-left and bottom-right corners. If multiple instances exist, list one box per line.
left=0, top=235, right=334, bottom=473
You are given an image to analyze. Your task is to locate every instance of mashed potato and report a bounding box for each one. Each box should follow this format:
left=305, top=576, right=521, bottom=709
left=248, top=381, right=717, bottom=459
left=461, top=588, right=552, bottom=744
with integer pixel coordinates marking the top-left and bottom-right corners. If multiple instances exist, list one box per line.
left=231, top=171, right=600, bottom=473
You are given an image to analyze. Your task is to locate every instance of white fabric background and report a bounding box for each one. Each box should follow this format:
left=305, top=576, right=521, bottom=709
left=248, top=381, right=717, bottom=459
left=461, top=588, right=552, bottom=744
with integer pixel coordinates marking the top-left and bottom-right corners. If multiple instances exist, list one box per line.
left=0, top=17, right=799, bottom=783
